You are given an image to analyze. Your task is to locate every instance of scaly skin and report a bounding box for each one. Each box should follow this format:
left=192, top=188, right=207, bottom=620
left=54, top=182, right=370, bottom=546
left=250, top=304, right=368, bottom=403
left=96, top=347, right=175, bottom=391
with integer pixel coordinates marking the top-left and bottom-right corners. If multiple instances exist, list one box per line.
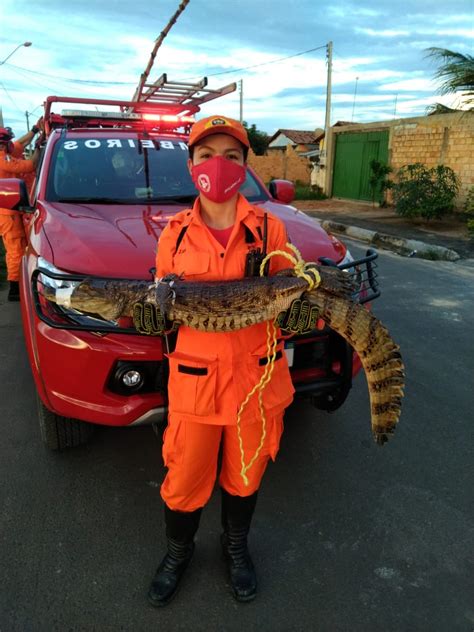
left=42, top=266, right=404, bottom=443
left=307, top=293, right=404, bottom=444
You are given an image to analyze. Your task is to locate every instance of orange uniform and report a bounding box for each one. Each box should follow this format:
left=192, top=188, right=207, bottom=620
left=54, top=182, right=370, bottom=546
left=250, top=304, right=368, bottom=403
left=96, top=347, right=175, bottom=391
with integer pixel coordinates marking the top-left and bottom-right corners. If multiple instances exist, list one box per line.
left=156, top=194, right=295, bottom=511
left=0, top=210, right=27, bottom=282
left=0, top=150, right=35, bottom=282
left=0, top=148, right=36, bottom=180
left=10, top=141, right=36, bottom=193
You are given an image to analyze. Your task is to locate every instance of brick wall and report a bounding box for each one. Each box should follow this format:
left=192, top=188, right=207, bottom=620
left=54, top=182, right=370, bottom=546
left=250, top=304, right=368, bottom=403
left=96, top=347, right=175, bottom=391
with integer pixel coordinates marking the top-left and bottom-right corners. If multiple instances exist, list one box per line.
left=389, top=112, right=473, bottom=205
left=247, top=144, right=312, bottom=185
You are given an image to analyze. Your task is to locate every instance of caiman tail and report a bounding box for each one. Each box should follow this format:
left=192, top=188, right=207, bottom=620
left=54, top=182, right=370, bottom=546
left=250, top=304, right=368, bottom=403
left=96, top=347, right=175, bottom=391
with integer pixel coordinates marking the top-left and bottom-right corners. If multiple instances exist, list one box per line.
left=307, top=291, right=405, bottom=444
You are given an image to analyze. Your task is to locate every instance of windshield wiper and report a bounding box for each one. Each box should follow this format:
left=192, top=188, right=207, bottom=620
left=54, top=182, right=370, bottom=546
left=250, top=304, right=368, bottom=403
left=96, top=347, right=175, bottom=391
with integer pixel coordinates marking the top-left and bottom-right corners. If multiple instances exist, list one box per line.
left=56, top=197, right=126, bottom=204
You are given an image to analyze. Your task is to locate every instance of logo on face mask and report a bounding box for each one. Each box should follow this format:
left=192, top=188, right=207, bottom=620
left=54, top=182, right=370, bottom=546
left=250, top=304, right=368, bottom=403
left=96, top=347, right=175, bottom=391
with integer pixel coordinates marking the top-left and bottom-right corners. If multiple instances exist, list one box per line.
left=197, top=174, right=211, bottom=192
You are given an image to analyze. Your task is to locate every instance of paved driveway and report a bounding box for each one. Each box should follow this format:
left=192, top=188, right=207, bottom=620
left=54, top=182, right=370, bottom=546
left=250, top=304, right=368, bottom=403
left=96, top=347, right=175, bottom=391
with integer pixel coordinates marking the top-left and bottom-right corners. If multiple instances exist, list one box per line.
left=0, top=241, right=473, bottom=631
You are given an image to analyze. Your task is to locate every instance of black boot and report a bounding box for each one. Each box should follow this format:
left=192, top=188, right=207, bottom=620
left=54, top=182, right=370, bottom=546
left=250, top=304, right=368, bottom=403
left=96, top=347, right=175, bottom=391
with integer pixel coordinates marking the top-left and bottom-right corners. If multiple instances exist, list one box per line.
left=221, top=488, right=258, bottom=602
left=7, top=281, right=20, bottom=302
left=148, top=505, right=202, bottom=607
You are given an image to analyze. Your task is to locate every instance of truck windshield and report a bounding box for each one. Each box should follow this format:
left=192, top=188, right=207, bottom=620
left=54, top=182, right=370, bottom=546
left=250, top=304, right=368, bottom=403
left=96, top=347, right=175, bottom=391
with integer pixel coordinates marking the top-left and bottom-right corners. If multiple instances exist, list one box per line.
left=46, top=137, right=268, bottom=204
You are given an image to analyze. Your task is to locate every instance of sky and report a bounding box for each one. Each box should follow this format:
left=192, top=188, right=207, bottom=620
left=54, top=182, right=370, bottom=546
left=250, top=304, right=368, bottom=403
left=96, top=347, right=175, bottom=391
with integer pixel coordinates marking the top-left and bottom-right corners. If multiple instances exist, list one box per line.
left=1, top=0, right=473, bottom=137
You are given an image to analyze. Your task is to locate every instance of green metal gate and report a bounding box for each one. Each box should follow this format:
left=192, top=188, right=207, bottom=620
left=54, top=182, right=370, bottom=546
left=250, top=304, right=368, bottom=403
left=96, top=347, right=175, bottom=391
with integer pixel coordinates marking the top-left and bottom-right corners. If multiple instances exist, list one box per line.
left=332, top=130, right=389, bottom=201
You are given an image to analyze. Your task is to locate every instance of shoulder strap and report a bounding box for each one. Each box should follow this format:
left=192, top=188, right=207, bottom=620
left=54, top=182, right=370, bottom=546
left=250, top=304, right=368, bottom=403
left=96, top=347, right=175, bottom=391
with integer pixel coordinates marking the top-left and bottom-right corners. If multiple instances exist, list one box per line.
left=244, top=211, right=268, bottom=244
left=175, top=224, right=188, bottom=251
left=244, top=225, right=255, bottom=244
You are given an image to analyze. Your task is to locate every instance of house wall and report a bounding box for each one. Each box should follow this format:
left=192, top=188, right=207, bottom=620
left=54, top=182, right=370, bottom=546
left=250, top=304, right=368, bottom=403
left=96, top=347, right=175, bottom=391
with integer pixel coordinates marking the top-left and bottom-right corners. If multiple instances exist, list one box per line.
left=268, top=133, right=293, bottom=148
left=330, top=112, right=474, bottom=206
left=389, top=113, right=473, bottom=204
left=247, top=144, right=312, bottom=185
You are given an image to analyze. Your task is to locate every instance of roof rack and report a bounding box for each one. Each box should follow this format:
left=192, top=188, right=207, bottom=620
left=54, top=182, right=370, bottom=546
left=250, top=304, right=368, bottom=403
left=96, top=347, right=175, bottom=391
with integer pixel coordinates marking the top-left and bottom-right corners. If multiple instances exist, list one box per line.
left=134, top=73, right=236, bottom=109
left=43, top=79, right=237, bottom=136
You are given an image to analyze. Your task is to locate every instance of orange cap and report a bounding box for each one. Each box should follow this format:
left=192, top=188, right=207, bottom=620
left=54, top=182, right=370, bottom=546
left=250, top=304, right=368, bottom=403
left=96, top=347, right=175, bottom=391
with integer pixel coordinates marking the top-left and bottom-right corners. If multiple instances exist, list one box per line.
left=188, top=115, right=250, bottom=149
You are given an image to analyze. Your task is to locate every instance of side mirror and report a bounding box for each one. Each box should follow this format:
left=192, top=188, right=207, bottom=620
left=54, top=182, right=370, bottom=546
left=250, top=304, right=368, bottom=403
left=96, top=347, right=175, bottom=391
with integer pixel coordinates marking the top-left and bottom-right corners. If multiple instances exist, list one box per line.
left=268, top=179, right=295, bottom=204
left=0, top=178, right=34, bottom=213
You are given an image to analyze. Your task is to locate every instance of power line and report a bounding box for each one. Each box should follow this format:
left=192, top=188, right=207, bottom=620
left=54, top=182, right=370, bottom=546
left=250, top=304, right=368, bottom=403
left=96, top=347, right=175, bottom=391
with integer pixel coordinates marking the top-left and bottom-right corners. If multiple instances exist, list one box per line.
left=3, top=62, right=136, bottom=86
left=0, top=80, right=22, bottom=112
left=11, top=64, right=70, bottom=96
left=204, top=44, right=327, bottom=78
left=4, top=44, right=327, bottom=91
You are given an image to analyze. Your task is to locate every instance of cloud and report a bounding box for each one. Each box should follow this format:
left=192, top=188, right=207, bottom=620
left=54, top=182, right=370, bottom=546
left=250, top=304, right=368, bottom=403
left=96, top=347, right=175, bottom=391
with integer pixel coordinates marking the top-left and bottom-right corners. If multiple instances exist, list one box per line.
left=378, top=78, right=437, bottom=92
left=1, top=0, right=472, bottom=135
left=355, top=28, right=411, bottom=37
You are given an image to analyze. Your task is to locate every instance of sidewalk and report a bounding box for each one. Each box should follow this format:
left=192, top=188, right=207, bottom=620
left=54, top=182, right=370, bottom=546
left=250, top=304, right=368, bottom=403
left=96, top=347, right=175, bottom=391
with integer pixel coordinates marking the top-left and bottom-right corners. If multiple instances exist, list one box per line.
left=293, top=199, right=474, bottom=261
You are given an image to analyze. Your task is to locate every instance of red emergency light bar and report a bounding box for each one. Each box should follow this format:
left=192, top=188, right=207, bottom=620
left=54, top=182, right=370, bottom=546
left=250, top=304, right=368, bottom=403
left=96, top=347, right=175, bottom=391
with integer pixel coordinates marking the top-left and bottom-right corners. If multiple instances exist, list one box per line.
left=142, top=113, right=195, bottom=123
left=43, top=96, right=200, bottom=136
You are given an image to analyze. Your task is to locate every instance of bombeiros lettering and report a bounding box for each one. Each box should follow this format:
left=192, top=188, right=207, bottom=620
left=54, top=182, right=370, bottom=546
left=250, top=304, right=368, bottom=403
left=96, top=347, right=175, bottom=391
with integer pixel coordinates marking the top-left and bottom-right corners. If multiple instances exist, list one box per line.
left=63, top=139, right=187, bottom=151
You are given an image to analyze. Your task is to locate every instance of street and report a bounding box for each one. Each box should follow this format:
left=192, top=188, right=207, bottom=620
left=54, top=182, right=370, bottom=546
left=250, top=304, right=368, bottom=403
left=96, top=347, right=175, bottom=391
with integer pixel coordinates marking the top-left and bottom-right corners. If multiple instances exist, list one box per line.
left=0, top=240, right=473, bottom=632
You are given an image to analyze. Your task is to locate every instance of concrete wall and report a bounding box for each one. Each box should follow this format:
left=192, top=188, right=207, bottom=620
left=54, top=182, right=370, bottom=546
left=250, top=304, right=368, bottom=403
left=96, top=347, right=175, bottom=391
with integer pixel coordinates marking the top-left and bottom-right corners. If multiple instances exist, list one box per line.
left=329, top=112, right=474, bottom=206
left=247, top=144, right=312, bottom=185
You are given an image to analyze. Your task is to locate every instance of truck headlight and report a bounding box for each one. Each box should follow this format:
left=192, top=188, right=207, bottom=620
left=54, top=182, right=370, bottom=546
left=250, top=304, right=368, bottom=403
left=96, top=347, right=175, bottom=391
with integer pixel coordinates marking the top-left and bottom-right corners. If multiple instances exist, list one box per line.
left=338, top=248, right=355, bottom=270
left=35, top=258, right=120, bottom=329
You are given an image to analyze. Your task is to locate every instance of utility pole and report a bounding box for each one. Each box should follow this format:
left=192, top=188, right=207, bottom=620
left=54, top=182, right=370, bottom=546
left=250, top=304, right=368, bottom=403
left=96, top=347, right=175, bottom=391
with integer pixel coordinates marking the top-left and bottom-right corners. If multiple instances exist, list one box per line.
left=324, top=41, right=333, bottom=139
left=25, top=110, right=30, bottom=132
left=239, top=79, right=243, bottom=123
left=393, top=93, right=398, bottom=117
left=351, top=76, right=359, bottom=122
left=323, top=40, right=333, bottom=197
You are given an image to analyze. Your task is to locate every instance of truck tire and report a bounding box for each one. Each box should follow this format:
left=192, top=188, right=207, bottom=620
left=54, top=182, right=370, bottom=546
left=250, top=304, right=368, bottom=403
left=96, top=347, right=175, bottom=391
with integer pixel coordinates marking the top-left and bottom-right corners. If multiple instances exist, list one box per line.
left=311, top=385, right=351, bottom=412
left=36, top=394, right=95, bottom=450
left=312, top=338, right=353, bottom=412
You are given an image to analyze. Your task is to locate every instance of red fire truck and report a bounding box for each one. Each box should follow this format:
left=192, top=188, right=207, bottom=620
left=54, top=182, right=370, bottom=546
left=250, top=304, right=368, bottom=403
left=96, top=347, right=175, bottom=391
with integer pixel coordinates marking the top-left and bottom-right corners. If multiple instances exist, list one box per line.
left=0, top=77, right=379, bottom=450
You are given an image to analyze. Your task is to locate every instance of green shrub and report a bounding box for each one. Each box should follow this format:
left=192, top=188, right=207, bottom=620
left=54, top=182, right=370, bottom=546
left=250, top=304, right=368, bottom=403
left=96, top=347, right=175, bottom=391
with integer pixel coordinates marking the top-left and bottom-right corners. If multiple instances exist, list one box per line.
left=392, top=163, right=460, bottom=220
left=464, top=186, right=474, bottom=217
left=369, top=159, right=393, bottom=206
left=294, top=183, right=327, bottom=200
left=464, top=187, right=474, bottom=237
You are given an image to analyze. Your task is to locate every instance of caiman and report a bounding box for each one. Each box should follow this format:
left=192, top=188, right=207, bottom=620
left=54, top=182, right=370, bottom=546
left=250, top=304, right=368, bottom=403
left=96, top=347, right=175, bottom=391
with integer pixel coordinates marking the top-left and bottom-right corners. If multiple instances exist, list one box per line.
left=42, top=263, right=405, bottom=445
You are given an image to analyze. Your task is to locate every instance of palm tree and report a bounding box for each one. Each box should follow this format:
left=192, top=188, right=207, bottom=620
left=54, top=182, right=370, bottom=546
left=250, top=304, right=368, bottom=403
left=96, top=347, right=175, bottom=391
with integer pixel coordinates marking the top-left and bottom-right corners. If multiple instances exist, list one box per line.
left=425, top=47, right=474, bottom=113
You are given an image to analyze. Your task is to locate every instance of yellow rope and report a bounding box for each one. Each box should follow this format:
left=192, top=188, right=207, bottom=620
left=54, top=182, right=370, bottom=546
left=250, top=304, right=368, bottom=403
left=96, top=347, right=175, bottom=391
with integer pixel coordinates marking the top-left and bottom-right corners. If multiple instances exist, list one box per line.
left=236, top=242, right=322, bottom=485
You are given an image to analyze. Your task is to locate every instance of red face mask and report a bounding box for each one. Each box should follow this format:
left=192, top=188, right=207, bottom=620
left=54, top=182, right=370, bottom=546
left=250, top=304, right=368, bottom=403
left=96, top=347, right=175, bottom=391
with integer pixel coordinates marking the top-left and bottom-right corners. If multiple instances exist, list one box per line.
left=191, top=155, right=246, bottom=203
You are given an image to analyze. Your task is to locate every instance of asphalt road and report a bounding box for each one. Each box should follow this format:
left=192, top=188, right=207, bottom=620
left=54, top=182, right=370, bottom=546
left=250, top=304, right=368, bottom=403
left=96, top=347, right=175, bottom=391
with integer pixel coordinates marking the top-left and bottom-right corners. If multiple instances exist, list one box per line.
left=1, top=242, right=473, bottom=632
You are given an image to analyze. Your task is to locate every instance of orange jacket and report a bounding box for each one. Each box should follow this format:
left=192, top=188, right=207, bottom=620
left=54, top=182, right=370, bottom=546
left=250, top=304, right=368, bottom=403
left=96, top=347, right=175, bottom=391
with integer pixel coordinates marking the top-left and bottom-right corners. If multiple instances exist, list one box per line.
left=156, top=194, right=295, bottom=425
left=11, top=141, right=25, bottom=158
left=0, top=149, right=35, bottom=179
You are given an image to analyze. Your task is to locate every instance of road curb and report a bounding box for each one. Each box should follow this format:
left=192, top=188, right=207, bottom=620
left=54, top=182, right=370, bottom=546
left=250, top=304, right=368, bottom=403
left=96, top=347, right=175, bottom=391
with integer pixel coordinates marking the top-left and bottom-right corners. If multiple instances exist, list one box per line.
left=318, top=219, right=461, bottom=262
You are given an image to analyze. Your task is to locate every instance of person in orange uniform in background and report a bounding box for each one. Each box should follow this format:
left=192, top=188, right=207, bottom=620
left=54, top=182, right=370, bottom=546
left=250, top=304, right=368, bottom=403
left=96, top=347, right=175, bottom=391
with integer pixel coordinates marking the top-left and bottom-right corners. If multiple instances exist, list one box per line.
left=9, top=119, right=44, bottom=194
left=146, top=116, right=304, bottom=607
left=0, top=126, right=40, bottom=300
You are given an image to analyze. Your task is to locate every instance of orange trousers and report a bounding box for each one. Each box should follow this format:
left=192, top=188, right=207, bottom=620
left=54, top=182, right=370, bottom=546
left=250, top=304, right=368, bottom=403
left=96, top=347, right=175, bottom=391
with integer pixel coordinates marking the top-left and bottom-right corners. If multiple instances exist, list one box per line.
left=161, top=413, right=284, bottom=512
left=0, top=211, right=26, bottom=282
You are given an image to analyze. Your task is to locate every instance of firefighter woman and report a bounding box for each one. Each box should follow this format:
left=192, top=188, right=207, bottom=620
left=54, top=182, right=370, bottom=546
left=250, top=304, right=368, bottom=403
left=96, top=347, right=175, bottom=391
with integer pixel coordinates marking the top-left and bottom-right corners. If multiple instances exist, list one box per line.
left=144, top=116, right=308, bottom=607
left=0, top=126, right=40, bottom=300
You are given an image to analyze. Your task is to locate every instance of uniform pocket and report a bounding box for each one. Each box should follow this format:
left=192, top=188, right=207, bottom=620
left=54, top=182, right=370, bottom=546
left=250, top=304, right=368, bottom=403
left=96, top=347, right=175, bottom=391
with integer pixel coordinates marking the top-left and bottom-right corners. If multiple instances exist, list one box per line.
left=172, top=251, right=210, bottom=279
left=265, top=415, right=284, bottom=460
left=248, top=345, right=294, bottom=412
left=162, top=419, right=186, bottom=468
left=167, top=351, right=217, bottom=417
